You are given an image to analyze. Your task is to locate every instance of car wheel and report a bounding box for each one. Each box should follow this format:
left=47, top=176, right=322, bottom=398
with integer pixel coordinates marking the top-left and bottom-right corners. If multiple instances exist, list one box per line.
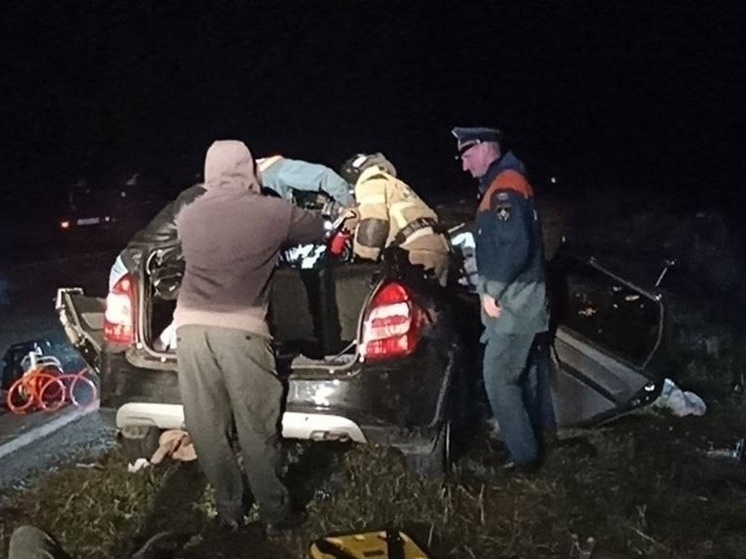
left=119, top=425, right=162, bottom=464
left=403, top=421, right=451, bottom=478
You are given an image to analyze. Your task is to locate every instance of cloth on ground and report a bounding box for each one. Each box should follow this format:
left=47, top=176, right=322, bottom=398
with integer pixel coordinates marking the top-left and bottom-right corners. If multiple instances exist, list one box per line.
left=652, top=378, right=707, bottom=417
left=150, top=429, right=197, bottom=463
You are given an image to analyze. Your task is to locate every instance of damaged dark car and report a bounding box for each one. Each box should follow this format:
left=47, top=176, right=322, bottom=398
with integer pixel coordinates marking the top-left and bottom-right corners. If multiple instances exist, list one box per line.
left=55, top=216, right=669, bottom=476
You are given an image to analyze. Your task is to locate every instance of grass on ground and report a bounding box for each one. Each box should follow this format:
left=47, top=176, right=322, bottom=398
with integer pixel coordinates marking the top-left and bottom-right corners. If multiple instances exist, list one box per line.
left=1, top=344, right=745, bottom=558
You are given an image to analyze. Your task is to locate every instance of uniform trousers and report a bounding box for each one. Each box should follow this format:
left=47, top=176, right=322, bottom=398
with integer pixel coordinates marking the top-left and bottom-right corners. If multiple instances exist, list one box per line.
left=482, top=330, right=554, bottom=464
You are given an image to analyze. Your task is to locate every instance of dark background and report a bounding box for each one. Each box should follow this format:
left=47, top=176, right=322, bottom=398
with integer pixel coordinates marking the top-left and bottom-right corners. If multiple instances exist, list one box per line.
left=0, top=1, right=743, bottom=221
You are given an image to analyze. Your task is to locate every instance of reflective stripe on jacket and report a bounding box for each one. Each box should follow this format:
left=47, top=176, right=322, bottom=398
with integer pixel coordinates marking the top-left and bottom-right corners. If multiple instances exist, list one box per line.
left=352, top=167, right=447, bottom=260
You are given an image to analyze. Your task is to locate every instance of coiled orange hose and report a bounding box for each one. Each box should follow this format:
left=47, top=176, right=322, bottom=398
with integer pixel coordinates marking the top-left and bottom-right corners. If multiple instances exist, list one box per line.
left=5, top=366, right=97, bottom=415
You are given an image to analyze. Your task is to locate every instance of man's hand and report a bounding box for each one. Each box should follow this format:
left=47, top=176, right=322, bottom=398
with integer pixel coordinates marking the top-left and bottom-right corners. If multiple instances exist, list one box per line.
left=321, top=200, right=340, bottom=218
left=341, top=207, right=358, bottom=220
left=482, top=294, right=502, bottom=318
left=323, top=202, right=358, bottom=219
left=338, top=207, right=359, bottom=232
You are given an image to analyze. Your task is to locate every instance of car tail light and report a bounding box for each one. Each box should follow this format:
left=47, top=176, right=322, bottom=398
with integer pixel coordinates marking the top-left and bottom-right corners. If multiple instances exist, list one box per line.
left=104, top=274, right=136, bottom=345
left=361, top=282, right=423, bottom=361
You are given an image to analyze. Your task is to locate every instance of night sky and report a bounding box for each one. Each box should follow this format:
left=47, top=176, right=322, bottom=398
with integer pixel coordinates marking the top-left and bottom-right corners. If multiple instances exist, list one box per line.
left=1, top=2, right=743, bottom=211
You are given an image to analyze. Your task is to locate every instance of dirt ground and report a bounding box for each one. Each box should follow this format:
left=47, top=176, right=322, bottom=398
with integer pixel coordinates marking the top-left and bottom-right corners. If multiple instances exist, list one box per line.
left=1, top=189, right=745, bottom=558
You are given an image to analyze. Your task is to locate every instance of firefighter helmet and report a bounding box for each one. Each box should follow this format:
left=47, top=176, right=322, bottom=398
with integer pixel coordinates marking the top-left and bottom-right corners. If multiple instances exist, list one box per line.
left=339, top=152, right=397, bottom=185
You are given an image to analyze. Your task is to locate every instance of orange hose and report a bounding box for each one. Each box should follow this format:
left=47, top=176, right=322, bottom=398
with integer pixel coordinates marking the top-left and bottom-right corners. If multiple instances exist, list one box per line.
left=5, top=365, right=99, bottom=415
left=61, top=369, right=98, bottom=409
left=6, top=376, right=35, bottom=414
left=37, top=374, right=67, bottom=412
left=6, top=371, right=63, bottom=414
left=7, top=365, right=92, bottom=413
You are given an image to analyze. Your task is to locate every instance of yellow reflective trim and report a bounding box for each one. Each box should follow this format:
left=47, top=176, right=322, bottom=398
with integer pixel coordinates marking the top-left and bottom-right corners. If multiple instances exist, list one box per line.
left=257, top=155, right=283, bottom=172
left=354, top=243, right=381, bottom=260
left=358, top=166, right=388, bottom=183
left=390, top=200, right=417, bottom=228
left=401, top=226, right=434, bottom=245
left=357, top=193, right=387, bottom=205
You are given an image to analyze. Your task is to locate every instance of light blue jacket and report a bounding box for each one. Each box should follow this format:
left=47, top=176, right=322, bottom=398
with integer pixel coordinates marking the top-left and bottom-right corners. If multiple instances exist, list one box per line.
left=259, top=156, right=355, bottom=207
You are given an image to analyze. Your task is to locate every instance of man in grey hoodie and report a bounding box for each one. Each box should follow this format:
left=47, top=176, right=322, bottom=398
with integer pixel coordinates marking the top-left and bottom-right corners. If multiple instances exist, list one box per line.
left=174, top=140, right=325, bottom=534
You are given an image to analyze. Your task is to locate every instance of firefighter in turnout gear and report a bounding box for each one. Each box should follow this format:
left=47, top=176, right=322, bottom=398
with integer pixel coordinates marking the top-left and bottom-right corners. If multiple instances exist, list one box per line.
left=339, top=153, right=450, bottom=286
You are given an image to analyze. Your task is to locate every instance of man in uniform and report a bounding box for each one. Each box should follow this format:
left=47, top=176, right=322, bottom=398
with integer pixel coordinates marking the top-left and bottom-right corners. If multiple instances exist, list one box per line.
left=174, top=140, right=325, bottom=534
left=452, top=126, right=554, bottom=471
left=339, top=152, right=450, bottom=286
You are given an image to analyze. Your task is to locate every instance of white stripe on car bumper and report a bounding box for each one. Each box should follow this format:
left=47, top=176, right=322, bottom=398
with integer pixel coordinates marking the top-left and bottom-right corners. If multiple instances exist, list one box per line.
left=115, top=403, right=367, bottom=443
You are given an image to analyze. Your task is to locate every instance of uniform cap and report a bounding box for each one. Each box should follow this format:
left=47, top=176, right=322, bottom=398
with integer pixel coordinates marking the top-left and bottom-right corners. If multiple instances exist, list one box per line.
left=451, top=126, right=503, bottom=156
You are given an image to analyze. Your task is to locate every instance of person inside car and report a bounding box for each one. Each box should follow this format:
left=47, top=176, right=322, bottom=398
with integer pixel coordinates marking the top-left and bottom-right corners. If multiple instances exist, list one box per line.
left=339, top=152, right=450, bottom=286
left=257, top=154, right=355, bottom=210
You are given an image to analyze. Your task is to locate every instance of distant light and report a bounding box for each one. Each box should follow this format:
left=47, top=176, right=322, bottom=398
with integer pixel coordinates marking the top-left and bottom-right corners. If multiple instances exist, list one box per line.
left=60, top=220, right=71, bottom=230
left=550, top=176, right=557, bottom=184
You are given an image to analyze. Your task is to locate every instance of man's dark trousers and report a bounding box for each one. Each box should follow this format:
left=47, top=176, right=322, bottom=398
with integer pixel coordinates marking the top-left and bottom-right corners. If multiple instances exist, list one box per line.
left=482, top=331, right=554, bottom=465
left=176, top=325, right=289, bottom=526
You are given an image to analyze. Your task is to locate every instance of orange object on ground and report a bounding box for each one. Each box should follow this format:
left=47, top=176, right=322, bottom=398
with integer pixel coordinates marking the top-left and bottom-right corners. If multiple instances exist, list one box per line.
left=150, top=429, right=197, bottom=463
left=5, top=367, right=97, bottom=415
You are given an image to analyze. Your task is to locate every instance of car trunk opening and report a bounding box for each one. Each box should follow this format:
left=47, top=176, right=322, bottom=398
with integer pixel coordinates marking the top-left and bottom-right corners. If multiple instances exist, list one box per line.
left=142, top=252, right=384, bottom=366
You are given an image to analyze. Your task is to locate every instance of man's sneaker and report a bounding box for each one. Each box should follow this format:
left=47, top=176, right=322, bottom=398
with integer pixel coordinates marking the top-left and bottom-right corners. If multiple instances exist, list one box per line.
left=486, top=416, right=502, bottom=440
left=265, top=510, right=307, bottom=538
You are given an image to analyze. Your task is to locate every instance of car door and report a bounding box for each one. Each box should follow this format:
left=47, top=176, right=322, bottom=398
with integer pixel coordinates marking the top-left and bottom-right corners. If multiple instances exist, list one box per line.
left=449, top=223, right=667, bottom=428
left=547, top=246, right=667, bottom=427
left=55, top=288, right=105, bottom=371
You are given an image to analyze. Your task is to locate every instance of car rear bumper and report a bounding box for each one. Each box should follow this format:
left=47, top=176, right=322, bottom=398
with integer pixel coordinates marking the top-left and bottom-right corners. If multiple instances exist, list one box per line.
left=115, top=402, right=368, bottom=443
left=100, top=339, right=459, bottom=444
